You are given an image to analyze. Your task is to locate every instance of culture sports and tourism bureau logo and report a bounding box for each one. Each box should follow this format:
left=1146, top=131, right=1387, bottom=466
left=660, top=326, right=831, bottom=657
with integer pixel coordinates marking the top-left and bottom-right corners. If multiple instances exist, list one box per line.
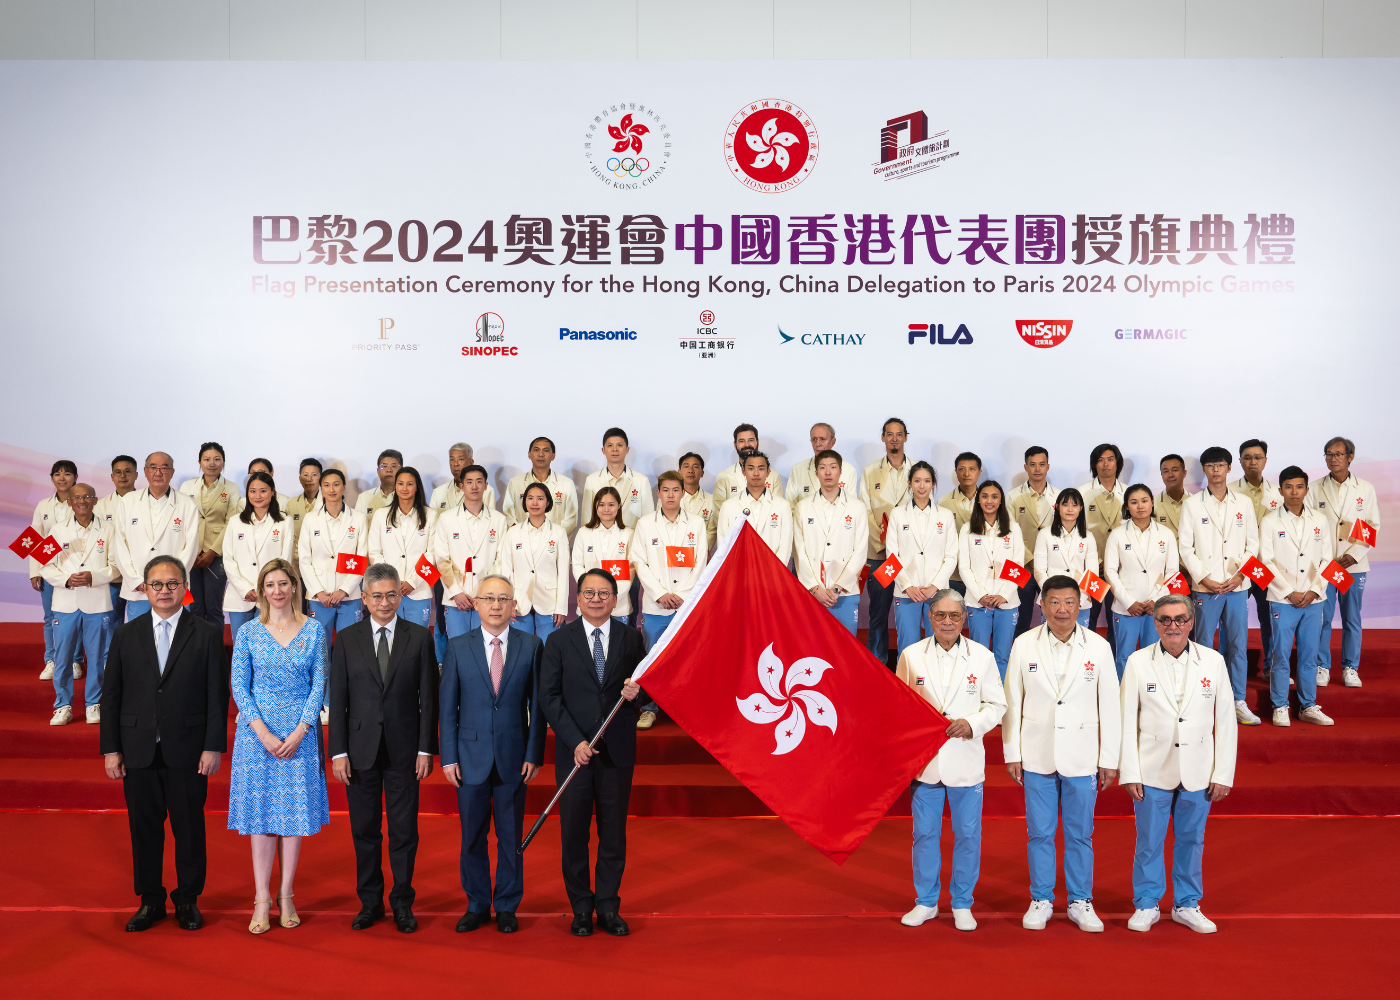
left=874, top=111, right=958, bottom=182
left=583, top=103, right=673, bottom=189
left=1016, top=320, right=1073, bottom=349
left=724, top=100, right=819, bottom=193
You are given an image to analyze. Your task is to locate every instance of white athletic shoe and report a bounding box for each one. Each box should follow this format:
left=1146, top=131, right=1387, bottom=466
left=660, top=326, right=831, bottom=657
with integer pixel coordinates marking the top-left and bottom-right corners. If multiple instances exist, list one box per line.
left=1067, top=899, right=1104, bottom=933
left=1171, top=905, right=1218, bottom=934
left=72, top=662, right=82, bottom=679
left=1235, top=699, right=1261, bottom=725
left=952, top=908, right=977, bottom=932
left=1127, top=907, right=1159, bottom=932
left=1343, top=669, right=1362, bottom=688
left=1299, top=705, right=1335, bottom=726
left=50, top=706, right=73, bottom=726
left=1272, top=706, right=1290, bottom=727
left=1022, top=899, right=1052, bottom=930
left=85, top=705, right=100, bottom=724
left=39, top=661, right=54, bottom=680
left=1317, top=667, right=1330, bottom=687
left=900, top=904, right=938, bottom=927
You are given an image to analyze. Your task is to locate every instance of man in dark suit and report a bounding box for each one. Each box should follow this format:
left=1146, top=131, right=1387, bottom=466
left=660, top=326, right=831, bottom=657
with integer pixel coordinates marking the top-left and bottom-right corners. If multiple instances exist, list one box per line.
left=440, top=573, right=546, bottom=934
left=100, top=554, right=227, bottom=932
left=541, top=567, right=647, bottom=937
left=328, top=563, right=438, bottom=933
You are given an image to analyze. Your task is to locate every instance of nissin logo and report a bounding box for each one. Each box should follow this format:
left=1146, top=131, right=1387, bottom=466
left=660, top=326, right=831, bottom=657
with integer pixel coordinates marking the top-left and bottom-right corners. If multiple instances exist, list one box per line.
left=1016, top=320, right=1073, bottom=349
left=908, top=323, right=972, bottom=345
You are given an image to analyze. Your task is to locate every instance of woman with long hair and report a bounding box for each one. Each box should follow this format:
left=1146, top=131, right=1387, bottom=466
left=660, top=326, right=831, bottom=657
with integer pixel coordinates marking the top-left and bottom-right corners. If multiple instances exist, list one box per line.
left=957, top=480, right=1025, bottom=679
left=298, top=468, right=366, bottom=642
left=495, top=481, right=570, bottom=641
left=223, top=471, right=294, bottom=647
left=1032, top=488, right=1098, bottom=628
left=179, top=442, right=238, bottom=628
left=367, top=467, right=437, bottom=630
left=1104, top=483, right=1180, bottom=679
left=886, top=461, right=959, bottom=655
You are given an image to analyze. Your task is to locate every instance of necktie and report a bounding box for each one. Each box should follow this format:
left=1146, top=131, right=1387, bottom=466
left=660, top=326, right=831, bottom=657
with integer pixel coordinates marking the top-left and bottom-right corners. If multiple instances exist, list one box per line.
left=490, top=636, right=503, bottom=695
left=591, top=627, right=606, bottom=684
left=156, top=619, right=171, bottom=674
left=377, top=627, right=390, bottom=682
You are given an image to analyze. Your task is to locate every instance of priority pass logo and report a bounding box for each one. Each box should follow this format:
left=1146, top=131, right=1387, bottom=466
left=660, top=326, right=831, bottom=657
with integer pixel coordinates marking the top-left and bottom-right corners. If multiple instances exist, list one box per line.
left=1016, top=320, right=1073, bottom=349
left=724, top=99, right=818, bottom=193
left=583, top=102, right=672, bottom=190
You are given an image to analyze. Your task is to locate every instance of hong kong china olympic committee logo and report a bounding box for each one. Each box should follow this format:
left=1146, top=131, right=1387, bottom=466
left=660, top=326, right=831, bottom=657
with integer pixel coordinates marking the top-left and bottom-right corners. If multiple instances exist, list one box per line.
left=737, top=644, right=838, bottom=754
left=724, top=99, right=819, bottom=193
left=582, top=103, right=673, bottom=189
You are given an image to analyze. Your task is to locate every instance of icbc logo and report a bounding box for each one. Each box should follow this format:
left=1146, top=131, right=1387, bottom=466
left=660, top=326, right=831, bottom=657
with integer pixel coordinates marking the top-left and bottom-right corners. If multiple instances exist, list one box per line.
left=1016, top=320, right=1073, bottom=349
left=699, top=310, right=715, bottom=326
left=724, top=100, right=818, bottom=193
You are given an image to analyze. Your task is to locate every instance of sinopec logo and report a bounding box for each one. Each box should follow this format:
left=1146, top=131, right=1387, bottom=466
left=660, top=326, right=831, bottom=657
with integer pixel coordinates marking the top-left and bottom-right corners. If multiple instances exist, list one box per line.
left=1016, top=320, right=1073, bottom=349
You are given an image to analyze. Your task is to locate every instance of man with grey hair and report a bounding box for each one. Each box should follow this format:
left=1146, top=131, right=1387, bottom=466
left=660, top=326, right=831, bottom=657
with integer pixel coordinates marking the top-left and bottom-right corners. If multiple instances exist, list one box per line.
left=1308, top=436, right=1378, bottom=688
left=786, top=422, right=858, bottom=503
left=1120, top=593, right=1236, bottom=935
left=112, top=453, right=201, bottom=622
left=429, top=444, right=499, bottom=662
left=895, top=587, right=1006, bottom=933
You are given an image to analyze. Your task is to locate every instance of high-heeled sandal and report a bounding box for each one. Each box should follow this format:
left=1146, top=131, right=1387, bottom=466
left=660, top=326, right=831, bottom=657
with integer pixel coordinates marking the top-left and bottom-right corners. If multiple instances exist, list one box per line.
left=278, top=893, right=300, bottom=928
left=249, top=898, right=272, bottom=935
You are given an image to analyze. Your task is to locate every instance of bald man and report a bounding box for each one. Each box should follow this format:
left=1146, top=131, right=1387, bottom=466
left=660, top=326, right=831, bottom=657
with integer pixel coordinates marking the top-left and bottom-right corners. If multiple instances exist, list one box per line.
left=113, top=453, right=201, bottom=622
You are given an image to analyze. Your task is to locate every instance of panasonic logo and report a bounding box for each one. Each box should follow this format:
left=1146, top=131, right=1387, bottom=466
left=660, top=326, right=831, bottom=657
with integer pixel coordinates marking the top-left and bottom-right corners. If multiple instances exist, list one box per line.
left=559, top=328, right=638, bottom=341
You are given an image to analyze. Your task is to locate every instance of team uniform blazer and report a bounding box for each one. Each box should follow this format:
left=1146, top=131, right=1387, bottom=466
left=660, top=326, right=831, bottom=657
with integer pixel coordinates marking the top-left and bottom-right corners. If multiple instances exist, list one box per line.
left=581, top=467, right=655, bottom=530
left=1258, top=507, right=1331, bottom=602
left=786, top=456, right=859, bottom=504
left=793, top=490, right=870, bottom=593
left=1154, top=489, right=1192, bottom=537
left=681, top=488, right=717, bottom=552
left=179, top=476, right=238, bottom=557
left=505, top=471, right=579, bottom=537
left=862, top=457, right=912, bottom=560
left=94, top=491, right=128, bottom=586
left=1010, top=483, right=1059, bottom=567
left=433, top=503, right=509, bottom=603
left=41, top=518, right=118, bottom=614
left=495, top=519, right=571, bottom=617
left=28, top=494, right=72, bottom=576
left=222, top=514, right=296, bottom=612
left=113, top=489, right=200, bottom=602
left=1002, top=624, right=1120, bottom=777
left=282, top=492, right=322, bottom=574
left=1308, top=473, right=1380, bottom=574
left=1104, top=521, right=1180, bottom=613
left=885, top=500, right=958, bottom=597
left=429, top=480, right=498, bottom=516
left=957, top=522, right=1027, bottom=606
left=894, top=637, right=1007, bottom=786
left=368, top=505, right=439, bottom=603
left=938, top=487, right=977, bottom=581
left=629, top=511, right=707, bottom=615
left=712, top=462, right=784, bottom=514
left=1077, top=480, right=1126, bottom=569
left=354, top=486, right=394, bottom=520
left=1033, top=527, right=1099, bottom=610
left=1178, top=490, right=1260, bottom=594
left=1230, top=476, right=1282, bottom=532
left=1120, top=641, right=1237, bottom=793
left=718, top=490, right=794, bottom=565
left=298, top=504, right=368, bottom=601
left=573, top=523, right=635, bottom=617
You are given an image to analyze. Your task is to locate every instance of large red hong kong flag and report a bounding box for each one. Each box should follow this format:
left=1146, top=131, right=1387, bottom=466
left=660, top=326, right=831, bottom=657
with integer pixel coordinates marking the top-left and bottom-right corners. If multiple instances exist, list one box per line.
left=633, top=521, right=949, bottom=864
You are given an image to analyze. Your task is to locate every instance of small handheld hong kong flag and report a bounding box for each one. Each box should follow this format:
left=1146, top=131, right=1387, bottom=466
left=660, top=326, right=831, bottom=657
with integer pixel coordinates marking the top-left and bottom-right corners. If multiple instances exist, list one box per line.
left=1322, top=559, right=1355, bottom=593
left=873, top=553, right=903, bottom=587
left=415, top=553, right=441, bottom=587
left=1349, top=518, right=1378, bottom=547
left=8, top=526, right=45, bottom=560
left=1164, top=572, right=1191, bottom=596
left=335, top=552, right=365, bottom=576
left=999, top=558, right=1030, bottom=587
left=601, top=559, right=629, bottom=581
left=30, top=535, right=63, bottom=566
left=1240, top=555, right=1275, bottom=589
left=182, top=586, right=194, bottom=606
left=1079, top=569, right=1108, bottom=601
left=665, top=546, right=693, bottom=568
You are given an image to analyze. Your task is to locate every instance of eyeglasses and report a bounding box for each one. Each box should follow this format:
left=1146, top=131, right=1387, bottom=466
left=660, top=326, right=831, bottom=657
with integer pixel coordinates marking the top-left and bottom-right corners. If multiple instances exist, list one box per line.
left=579, top=590, right=614, bottom=601
left=378, top=464, right=400, bottom=471
left=477, top=595, right=514, bottom=606
left=366, top=593, right=399, bottom=603
left=1201, top=463, right=1229, bottom=472
left=930, top=611, right=965, bottom=622
left=145, top=465, right=173, bottom=473
left=145, top=580, right=184, bottom=591
left=1156, top=615, right=1192, bottom=626
left=1324, top=451, right=1348, bottom=460
left=69, top=494, right=97, bottom=502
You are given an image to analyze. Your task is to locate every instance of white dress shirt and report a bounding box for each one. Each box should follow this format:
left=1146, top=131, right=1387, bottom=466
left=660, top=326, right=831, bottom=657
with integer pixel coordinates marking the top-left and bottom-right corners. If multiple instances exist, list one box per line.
left=482, top=623, right=509, bottom=663
left=334, top=615, right=428, bottom=760
left=583, top=615, right=611, bottom=660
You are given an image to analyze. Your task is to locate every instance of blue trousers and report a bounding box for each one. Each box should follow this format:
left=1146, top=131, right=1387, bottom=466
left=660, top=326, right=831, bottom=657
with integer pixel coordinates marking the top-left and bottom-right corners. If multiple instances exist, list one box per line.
left=1132, top=784, right=1211, bottom=910
left=456, top=765, right=528, bottom=913
left=911, top=780, right=982, bottom=909
left=1270, top=600, right=1321, bottom=711
left=639, top=613, right=676, bottom=714
left=1024, top=770, right=1097, bottom=902
left=1318, top=572, right=1366, bottom=674
left=966, top=605, right=1018, bottom=680
left=513, top=609, right=558, bottom=644
left=865, top=558, right=895, bottom=664
left=188, top=556, right=226, bottom=628
left=308, top=598, right=362, bottom=639
left=124, top=599, right=151, bottom=623
left=397, top=596, right=434, bottom=630
left=893, top=596, right=930, bottom=657
left=52, top=610, right=111, bottom=709
left=1113, top=612, right=1159, bottom=681
left=227, top=609, right=257, bottom=647
left=1194, top=591, right=1248, bottom=700
left=443, top=606, right=481, bottom=638
left=40, top=579, right=56, bottom=665
left=1249, top=581, right=1273, bottom=669
left=826, top=593, right=860, bottom=635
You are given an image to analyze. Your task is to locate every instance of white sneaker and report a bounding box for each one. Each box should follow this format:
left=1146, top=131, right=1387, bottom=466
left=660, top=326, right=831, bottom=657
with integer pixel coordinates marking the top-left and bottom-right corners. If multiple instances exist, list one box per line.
left=1127, top=907, right=1159, bottom=932
left=636, top=710, right=657, bottom=730
left=952, top=908, right=977, bottom=932
left=1171, top=905, right=1217, bottom=933
left=50, top=706, right=73, bottom=726
left=39, top=661, right=54, bottom=680
left=1299, top=705, right=1334, bottom=726
left=1067, top=899, right=1104, bottom=932
left=1235, top=699, right=1261, bottom=725
left=1022, top=899, right=1052, bottom=930
left=1316, top=667, right=1330, bottom=687
left=1343, top=669, right=1362, bottom=688
left=72, top=662, right=82, bottom=679
left=318, top=706, right=329, bottom=726
left=1272, top=706, right=1290, bottom=727
left=85, top=705, right=100, bottom=724
left=900, top=904, right=938, bottom=927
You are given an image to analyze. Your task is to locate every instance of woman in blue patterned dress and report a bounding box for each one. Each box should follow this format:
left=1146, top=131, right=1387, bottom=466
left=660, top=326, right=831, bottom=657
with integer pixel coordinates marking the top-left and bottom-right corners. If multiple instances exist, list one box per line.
left=227, top=558, right=330, bottom=934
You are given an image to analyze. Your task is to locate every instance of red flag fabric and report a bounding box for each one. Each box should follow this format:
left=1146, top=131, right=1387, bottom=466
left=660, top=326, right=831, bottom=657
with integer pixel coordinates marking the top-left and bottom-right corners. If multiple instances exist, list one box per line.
left=1079, top=569, right=1108, bottom=602
left=462, top=555, right=473, bottom=575
left=1322, top=559, right=1355, bottom=593
left=335, top=552, right=366, bottom=576
left=30, top=534, right=63, bottom=566
left=181, top=586, right=194, bottom=606
left=1164, top=572, right=1191, bottom=596
left=999, top=557, right=1030, bottom=587
left=872, top=553, right=902, bottom=587
left=601, top=559, right=629, bottom=581
left=415, top=554, right=441, bottom=586
left=634, top=521, right=948, bottom=865
left=1349, top=518, right=1378, bottom=547
left=1240, top=555, right=1275, bottom=589
left=665, top=545, right=693, bottom=568
left=8, top=526, right=45, bottom=560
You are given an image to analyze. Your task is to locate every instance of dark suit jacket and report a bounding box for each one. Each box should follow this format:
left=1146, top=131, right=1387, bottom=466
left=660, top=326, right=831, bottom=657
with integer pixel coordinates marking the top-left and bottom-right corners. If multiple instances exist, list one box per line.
left=439, top=627, right=546, bottom=785
left=99, top=610, right=229, bottom=769
left=540, top=618, right=648, bottom=769
left=327, top=617, right=439, bottom=771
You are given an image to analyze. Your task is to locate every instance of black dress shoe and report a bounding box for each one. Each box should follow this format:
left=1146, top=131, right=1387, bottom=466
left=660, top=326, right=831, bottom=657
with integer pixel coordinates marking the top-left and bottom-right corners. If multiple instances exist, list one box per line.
left=125, top=903, right=167, bottom=932
left=570, top=912, right=593, bottom=937
left=456, top=910, right=489, bottom=933
left=174, top=902, right=203, bottom=930
left=392, top=905, right=418, bottom=933
left=597, top=910, right=629, bottom=936
left=495, top=911, right=518, bottom=933
left=351, top=904, right=384, bottom=930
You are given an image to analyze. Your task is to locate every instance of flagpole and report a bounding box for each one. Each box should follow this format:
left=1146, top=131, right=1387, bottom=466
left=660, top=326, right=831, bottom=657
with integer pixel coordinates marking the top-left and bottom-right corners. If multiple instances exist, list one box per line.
left=517, top=693, right=629, bottom=855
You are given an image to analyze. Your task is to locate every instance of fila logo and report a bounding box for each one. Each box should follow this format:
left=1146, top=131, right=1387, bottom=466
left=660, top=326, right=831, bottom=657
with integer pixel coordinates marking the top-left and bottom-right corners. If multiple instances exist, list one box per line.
left=908, top=322, right=973, bottom=345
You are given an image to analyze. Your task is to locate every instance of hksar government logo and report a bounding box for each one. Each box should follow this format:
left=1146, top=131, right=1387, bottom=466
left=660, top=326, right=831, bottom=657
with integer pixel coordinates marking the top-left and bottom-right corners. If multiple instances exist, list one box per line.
left=583, top=102, right=673, bottom=190
left=724, top=99, right=818, bottom=193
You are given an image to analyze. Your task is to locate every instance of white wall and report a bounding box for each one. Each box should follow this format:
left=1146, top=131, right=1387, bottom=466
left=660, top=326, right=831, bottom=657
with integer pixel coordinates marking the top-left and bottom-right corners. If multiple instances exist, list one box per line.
left=2, top=0, right=1399, bottom=60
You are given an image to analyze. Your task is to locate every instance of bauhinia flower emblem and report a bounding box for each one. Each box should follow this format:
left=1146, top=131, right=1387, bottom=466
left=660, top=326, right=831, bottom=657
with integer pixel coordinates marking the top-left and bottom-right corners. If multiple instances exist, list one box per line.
left=744, top=117, right=800, bottom=173
left=608, top=113, right=649, bottom=155
left=737, top=643, right=838, bottom=755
